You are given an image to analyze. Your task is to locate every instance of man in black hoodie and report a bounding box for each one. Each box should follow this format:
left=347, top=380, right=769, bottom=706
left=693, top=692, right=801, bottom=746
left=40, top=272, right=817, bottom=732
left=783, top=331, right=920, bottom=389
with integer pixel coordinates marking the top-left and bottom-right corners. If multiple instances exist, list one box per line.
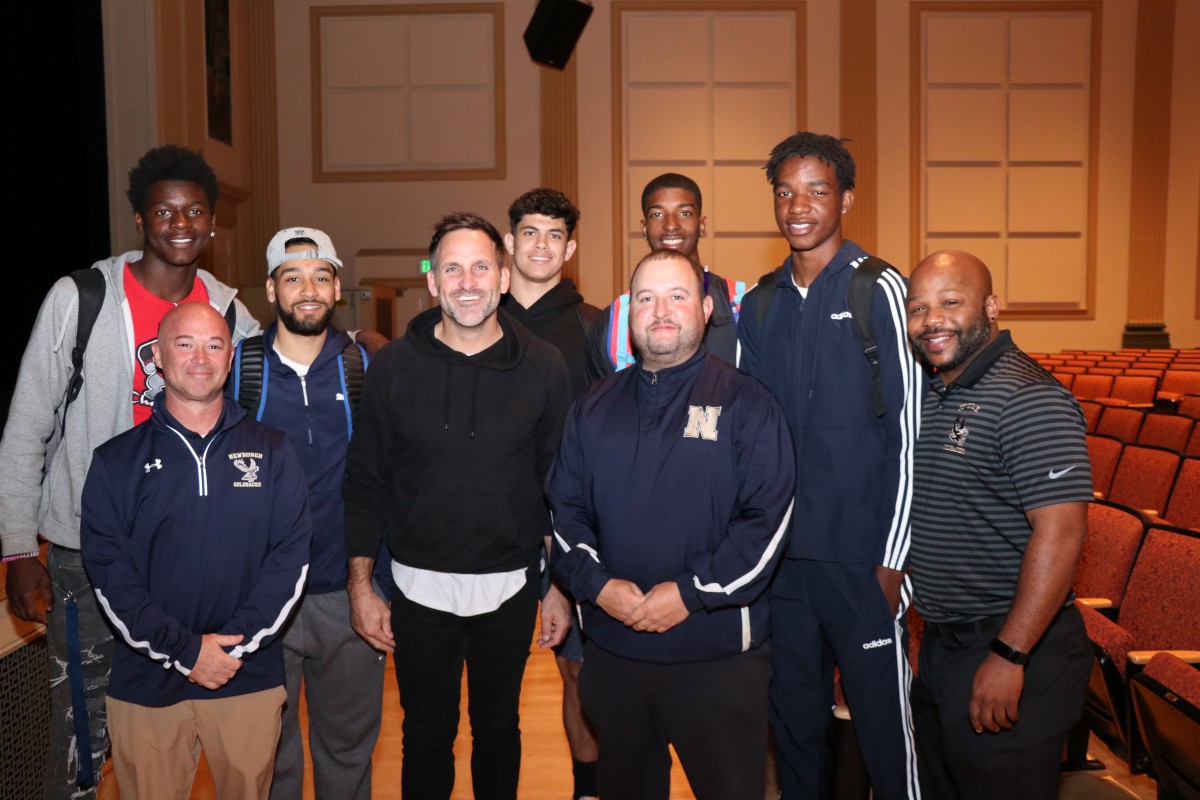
left=500, top=188, right=600, bottom=800
left=343, top=213, right=572, bottom=799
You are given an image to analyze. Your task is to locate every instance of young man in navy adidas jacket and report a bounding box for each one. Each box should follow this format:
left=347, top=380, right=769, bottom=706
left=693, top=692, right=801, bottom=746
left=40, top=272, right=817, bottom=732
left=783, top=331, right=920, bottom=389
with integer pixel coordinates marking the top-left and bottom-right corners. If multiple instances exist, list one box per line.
left=738, top=132, right=922, bottom=799
left=81, top=302, right=311, bottom=799
left=228, top=228, right=388, bottom=800
left=548, top=250, right=795, bottom=799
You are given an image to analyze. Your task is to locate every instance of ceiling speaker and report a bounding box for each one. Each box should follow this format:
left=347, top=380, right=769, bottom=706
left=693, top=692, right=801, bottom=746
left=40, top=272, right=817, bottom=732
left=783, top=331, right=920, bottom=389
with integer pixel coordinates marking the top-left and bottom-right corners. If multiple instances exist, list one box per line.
left=524, top=0, right=593, bottom=69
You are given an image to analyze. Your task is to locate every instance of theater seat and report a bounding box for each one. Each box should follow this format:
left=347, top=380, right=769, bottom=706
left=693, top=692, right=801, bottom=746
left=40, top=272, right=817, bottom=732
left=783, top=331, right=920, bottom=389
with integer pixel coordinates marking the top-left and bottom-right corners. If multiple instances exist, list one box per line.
left=1161, top=457, right=1200, bottom=531
left=1086, top=434, right=1123, bottom=499
left=1076, top=525, right=1200, bottom=769
left=1073, top=500, right=1150, bottom=619
left=1107, top=444, right=1182, bottom=517
left=1137, top=413, right=1195, bottom=453
left=1129, top=652, right=1200, bottom=798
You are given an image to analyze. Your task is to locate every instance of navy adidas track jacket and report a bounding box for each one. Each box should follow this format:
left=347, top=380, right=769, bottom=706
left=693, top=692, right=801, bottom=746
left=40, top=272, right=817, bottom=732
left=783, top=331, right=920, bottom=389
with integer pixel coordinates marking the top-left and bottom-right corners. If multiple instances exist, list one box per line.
left=737, top=241, right=921, bottom=570
left=547, top=350, right=795, bottom=664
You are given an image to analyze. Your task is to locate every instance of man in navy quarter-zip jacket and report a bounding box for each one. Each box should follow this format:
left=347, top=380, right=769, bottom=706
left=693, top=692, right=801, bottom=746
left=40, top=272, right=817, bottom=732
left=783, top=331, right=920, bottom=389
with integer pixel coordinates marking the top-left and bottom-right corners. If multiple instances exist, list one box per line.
left=738, top=132, right=922, bottom=799
left=548, top=250, right=795, bottom=800
left=81, top=302, right=311, bottom=800
left=232, top=227, right=389, bottom=800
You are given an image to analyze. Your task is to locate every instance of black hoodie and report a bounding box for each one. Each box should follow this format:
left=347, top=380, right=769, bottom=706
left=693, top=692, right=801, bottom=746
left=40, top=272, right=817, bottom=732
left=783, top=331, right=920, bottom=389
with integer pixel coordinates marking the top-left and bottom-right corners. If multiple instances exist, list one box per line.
left=343, top=306, right=571, bottom=574
left=500, top=278, right=600, bottom=399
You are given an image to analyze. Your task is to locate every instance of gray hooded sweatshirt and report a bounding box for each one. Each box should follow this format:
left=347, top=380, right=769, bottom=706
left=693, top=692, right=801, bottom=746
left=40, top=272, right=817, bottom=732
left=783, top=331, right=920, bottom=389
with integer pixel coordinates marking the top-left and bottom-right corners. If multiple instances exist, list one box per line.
left=0, top=251, right=261, bottom=554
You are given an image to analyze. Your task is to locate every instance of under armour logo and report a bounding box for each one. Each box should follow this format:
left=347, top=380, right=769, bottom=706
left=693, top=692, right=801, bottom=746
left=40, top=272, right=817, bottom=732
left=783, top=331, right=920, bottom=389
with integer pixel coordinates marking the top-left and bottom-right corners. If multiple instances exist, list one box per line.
left=335, top=392, right=346, bottom=402
left=144, top=459, right=162, bottom=473
left=683, top=405, right=722, bottom=441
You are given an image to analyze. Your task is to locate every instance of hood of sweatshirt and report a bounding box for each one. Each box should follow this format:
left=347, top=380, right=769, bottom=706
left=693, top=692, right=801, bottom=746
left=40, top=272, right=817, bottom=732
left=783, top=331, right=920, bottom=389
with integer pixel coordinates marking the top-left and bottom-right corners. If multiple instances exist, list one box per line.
left=405, top=306, right=532, bottom=438
left=500, top=279, right=585, bottom=326
left=405, top=305, right=530, bottom=371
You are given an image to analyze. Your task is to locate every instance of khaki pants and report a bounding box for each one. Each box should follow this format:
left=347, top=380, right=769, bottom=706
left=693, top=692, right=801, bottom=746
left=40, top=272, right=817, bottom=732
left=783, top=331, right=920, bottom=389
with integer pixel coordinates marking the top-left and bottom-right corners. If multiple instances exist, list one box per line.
left=106, top=686, right=286, bottom=800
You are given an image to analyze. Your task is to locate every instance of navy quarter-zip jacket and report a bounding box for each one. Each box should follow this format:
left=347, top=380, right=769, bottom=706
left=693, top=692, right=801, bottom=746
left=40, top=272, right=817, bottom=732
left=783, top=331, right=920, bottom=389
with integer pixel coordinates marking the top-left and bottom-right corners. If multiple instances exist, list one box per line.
left=81, top=397, right=312, bottom=706
left=547, top=350, right=795, bottom=664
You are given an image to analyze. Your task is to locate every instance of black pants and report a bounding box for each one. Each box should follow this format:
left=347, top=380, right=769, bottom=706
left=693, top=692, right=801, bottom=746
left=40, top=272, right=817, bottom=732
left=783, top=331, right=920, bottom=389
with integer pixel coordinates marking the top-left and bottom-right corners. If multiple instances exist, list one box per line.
left=390, top=575, right=539, bottom=800
left=911, top=604, right=1091, bottom=800
left=579, top=641, right=772, bottom=800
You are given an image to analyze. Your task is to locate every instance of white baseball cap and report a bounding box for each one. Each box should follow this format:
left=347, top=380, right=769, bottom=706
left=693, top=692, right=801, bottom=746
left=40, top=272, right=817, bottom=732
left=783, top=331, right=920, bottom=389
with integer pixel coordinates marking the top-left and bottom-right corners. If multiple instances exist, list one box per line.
left=266, top=227, right=344, bottom=275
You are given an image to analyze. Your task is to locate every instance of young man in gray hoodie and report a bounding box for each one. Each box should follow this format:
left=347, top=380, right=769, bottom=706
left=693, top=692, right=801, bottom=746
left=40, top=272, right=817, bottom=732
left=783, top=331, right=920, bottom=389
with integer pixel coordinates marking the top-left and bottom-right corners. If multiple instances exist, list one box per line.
left=0, top=145, right=260, bottom=799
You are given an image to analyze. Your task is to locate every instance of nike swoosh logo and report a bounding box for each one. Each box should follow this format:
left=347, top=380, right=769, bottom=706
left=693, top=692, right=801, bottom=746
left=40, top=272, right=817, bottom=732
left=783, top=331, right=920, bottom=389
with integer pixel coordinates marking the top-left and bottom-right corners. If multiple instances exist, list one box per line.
left=1048, top=466, right=1076, bottom=479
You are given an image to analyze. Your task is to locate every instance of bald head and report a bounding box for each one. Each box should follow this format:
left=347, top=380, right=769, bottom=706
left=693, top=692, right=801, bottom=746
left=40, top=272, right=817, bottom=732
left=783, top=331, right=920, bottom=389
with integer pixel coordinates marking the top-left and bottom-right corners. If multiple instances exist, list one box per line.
left=152, top=302, right=234, bottom=407
left=906, top=250, right=1000, bottom=385
left=911, top=250, right=993, bottom=296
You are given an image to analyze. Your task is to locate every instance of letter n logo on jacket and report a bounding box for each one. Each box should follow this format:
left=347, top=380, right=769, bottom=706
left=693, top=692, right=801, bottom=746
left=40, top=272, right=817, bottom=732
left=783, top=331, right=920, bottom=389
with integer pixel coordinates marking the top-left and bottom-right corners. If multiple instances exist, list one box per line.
left=683, top=405, right=722, bottom=441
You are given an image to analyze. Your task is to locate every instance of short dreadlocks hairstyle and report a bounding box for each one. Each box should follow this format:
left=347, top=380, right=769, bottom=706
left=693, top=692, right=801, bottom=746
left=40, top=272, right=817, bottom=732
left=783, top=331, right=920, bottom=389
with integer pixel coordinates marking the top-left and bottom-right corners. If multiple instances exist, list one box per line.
left=764, top=132, right=856, bottom=192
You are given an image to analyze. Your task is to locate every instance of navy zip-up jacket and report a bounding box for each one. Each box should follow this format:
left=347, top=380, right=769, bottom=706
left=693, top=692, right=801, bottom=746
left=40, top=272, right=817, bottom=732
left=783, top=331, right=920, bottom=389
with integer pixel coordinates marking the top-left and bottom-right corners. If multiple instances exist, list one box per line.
left=547, top=350, right=795, bottom=664
left=230, top=324, right=386, bottom=594
left=81, top=396, right=311, bottom=706
left=737, top=241, right=920, bottom=569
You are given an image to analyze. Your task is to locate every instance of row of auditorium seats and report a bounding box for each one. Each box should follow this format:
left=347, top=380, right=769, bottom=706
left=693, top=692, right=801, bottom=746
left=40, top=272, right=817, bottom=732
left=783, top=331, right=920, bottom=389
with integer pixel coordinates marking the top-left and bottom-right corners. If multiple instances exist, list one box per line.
left=1070, top=507, right=1199, bottom=791
left=1085, top=435, right=1198, bottom=529
left=1030, top=348, right=1200, bottom=411
left=1081, top=404, right=1200, bottom=455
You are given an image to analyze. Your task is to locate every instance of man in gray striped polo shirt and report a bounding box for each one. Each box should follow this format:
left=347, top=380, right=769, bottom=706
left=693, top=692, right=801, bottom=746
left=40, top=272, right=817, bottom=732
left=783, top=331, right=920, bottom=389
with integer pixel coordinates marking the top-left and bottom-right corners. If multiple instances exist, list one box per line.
left=905, top=250, right=1092, bottom=800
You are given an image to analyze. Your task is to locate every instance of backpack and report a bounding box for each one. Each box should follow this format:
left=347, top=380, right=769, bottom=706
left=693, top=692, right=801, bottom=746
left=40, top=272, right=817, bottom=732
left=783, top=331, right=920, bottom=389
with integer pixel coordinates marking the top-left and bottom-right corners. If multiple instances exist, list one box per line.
left=749, top=256, right=893, bottom=417
left=231, top=334, right=367, bottom=439
left=62, top=268, right=238, bottom=423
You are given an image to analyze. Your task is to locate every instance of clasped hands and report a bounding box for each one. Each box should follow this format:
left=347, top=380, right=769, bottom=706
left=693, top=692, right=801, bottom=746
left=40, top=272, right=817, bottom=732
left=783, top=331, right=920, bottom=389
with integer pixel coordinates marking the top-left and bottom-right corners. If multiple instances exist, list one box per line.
left=596, top=578, right=689, bottom=633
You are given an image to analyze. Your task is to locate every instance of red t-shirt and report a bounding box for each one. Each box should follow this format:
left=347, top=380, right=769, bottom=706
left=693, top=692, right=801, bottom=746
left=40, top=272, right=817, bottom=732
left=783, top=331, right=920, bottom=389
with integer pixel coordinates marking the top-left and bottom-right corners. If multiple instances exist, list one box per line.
left=125, top=263, right=210, bottom=426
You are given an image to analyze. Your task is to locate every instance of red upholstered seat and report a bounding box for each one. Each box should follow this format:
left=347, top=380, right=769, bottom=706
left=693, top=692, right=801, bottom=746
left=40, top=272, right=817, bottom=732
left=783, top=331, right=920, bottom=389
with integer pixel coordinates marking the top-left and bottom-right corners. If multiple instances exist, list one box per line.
left=1162, top=457, right=1200, bottom=531
left=1131, top=652, right=1200, bottom=799
left=1097, top=406, right=1146, bottom=443
left=1074, top=500, right=1150, bottom=614
left=1074, top=374, right=1115, bottom=400
left=1078, top=400, right=1102, bottom=433
left=1087, top=434, right=1123, bottom=498
left=1077, top=525, right=1200, bottom=767
left=1107, top=444, right=1181, bottom=516
left=1105, top=375, right=1158, bottom=407
left=1137, top=413, right=1195, bottom=453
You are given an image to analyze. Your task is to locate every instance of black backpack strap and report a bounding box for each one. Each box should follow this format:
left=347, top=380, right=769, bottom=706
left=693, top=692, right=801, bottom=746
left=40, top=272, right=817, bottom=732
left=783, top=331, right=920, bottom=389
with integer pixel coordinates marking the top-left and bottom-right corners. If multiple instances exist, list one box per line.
left=224, top=302, right=237, bottom=336
left=63, top=269, right=107, bottom=422
left=340, top=341, right=366, bottom=412
left=848, top=256, right=892, bottom=417
left=235, top=335, right=266, bottom=416
left=753, top=267, right=783, bottom=326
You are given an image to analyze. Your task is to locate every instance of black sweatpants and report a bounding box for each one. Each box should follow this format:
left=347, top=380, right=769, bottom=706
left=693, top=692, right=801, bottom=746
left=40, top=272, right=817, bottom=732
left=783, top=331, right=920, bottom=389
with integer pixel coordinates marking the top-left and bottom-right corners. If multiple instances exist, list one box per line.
left=911, top=604, right=1091, bottom=800
left=579, top=641, right=772, bottom=800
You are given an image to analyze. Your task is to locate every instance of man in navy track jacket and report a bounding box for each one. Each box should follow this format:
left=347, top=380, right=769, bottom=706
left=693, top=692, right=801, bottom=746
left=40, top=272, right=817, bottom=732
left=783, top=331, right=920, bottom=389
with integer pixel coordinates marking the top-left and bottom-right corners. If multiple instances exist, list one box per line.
left=81, top=302, right=311, bottom=800
left=738, top=132, right=922, bottom=800
left=548, top=250, right=795, bottom=800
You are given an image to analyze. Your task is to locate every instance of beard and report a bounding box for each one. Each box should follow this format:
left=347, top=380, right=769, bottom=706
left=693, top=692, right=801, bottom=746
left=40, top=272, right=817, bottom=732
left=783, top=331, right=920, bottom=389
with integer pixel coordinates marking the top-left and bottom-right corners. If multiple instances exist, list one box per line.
left=914, top=304, right=992, bottom=374
left=631, top=318, right=705, bottom=368
left=277, top=300, right=334, bottom=336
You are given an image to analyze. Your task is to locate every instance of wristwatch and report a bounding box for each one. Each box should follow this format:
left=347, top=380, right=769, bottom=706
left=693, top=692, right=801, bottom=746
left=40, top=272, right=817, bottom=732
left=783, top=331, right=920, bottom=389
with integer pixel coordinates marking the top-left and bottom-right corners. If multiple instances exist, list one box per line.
left=990, top=638, right=1030, bottom=666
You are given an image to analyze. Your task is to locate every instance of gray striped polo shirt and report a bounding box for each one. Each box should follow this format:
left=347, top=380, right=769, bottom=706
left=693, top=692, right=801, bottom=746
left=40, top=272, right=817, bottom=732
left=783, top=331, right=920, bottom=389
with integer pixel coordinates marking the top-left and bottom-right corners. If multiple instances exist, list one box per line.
left=910, top=331, right=1093, bottom=623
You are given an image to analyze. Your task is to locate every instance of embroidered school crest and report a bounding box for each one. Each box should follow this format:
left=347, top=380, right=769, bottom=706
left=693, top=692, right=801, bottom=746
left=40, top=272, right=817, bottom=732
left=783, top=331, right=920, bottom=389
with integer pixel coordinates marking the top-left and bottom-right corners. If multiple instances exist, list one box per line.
left=229, top=452, right=265, bottom=488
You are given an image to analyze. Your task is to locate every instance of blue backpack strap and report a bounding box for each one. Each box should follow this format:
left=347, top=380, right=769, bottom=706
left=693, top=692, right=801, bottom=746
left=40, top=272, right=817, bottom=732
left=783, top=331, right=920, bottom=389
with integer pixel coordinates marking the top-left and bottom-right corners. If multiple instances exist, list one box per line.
left=608, top=293, right=636, bottom=372
left=337, top=341, right=368, bottom=439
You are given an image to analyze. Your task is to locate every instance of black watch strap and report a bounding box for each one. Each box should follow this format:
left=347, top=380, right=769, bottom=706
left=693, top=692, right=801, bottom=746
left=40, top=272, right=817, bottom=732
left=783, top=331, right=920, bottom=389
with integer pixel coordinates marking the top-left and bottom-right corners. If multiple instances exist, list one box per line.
left=990, top=638, right=1030, bottom=665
